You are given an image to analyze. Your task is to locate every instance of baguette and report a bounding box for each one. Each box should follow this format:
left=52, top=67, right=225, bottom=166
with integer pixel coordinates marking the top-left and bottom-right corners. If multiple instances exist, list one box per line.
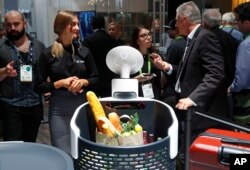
left=86, top=91, right=106, bottom=121
left=97, top=117, right=116, bottom=137
left=108, top=112, right=123, bottom=132
left=86, top=91, right=106, bottom=131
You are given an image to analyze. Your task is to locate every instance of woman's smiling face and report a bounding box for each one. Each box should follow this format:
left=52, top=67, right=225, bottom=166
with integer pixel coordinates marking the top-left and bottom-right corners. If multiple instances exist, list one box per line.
left=70, top=16, right=80, bottom=39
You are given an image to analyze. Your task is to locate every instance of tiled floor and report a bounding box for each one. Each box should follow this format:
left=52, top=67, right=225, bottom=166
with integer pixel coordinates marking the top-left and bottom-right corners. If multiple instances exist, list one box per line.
left=37, top=102, right=51, bottom=145
left=37, top=121, right=51, bottom=145
left=37, top=103, right=51, bottom=145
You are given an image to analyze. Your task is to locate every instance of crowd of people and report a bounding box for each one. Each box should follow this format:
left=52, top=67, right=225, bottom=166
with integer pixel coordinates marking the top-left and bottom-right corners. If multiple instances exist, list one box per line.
left=0, top=1, right=250, bottom=168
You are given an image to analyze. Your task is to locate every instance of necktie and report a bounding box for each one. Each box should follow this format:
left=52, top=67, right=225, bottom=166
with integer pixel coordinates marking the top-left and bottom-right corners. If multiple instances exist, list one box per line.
left=181, top=38, right=191, bottom=61
left=175, top=38, right=191, bottom=93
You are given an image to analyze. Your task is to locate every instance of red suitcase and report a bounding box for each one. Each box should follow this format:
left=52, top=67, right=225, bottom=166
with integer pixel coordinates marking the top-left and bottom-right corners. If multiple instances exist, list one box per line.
left=189, top=128, right=250, bottom=170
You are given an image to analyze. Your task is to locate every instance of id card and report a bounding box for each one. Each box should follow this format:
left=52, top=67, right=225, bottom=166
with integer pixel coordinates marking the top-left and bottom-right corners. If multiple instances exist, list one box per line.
left=20, top=65, right=32, bottom=82
left=142, top=83, right=154, bottom=98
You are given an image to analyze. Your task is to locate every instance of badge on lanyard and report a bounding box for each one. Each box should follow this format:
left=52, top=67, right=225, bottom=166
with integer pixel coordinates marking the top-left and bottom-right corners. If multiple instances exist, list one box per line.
left=20, top=65, right=32, bottom=82
left=140, top=54, right=155, bottom=98
left=142, top=82, right=154, bottom=98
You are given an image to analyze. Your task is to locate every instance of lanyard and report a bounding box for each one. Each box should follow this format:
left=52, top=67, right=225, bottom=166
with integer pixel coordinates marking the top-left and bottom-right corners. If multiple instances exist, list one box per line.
left=175, top=35, right=183, bottom=40
left=140, top=54, right=151, bottom=74
left=11, top=41, right=33, bottom=65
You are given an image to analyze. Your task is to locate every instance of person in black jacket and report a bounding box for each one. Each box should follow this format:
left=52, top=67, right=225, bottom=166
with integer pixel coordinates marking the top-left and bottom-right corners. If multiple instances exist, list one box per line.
left=0, top=10, right=46, bottom=142
left=202, top=8, right=239, bottom=119
left=202, top=9, right=238, bottom=87
left=83, top=15, right=120, bottom=98
left=152, top=1, right=228, bottom=125
left=152, top=2, right=229, bottom=168
left=130, top=25, right=162, bottom=99
left=161, top=19, right=187, bottom=109
left=35, top=11, right=98, bottom=154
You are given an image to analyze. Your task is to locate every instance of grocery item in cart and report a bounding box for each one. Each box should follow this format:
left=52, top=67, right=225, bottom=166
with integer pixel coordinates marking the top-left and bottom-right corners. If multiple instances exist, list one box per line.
left=70, top=46, right=178, bottom=169
left=87, top=91, right=144, bottom=146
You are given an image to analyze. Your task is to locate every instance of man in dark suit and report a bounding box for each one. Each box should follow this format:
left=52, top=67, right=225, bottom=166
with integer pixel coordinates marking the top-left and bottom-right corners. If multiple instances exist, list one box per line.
left=152, top=1, right=228, bottom=130
left=150, top=2, right=229, bottom=168
left=202, top=8, right=239, bottom=119
left=83, top=15, right=119, bottom=97
left=202, top=8, right=238, bottom=87
left=174, top=1, right=229, bottom=130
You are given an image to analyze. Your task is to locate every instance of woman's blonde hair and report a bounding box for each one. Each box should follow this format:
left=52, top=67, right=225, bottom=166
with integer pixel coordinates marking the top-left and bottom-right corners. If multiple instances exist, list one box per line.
left=51, top=11, right=77, bottom=58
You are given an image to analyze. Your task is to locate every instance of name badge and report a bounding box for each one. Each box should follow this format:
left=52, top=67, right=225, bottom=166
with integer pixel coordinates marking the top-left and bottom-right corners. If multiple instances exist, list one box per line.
left=20, top=65, right=32, bottom=82
left=142, top=82, right=154, bottom=99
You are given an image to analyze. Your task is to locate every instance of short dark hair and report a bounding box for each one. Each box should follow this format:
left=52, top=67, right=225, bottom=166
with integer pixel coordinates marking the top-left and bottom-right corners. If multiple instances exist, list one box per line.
left=164, top=19, right=176, bottom=30
left=91, top=15, right=105, bottom=29
left=234, top=2, right=250, bottom=22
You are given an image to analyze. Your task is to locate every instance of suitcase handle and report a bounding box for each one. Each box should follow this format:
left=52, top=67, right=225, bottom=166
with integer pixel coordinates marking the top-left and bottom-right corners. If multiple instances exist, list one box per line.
left=184, top=108, right=250, bottom=170
left=219, top=146, right=250, bottom=165
left=221, top=138, right=250, bottom=146
left=199, top=131, right=250, bottom=146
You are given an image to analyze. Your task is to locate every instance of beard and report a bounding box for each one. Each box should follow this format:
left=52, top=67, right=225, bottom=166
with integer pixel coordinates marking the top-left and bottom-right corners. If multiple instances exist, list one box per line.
left=7, top=28, right=26, bottom=41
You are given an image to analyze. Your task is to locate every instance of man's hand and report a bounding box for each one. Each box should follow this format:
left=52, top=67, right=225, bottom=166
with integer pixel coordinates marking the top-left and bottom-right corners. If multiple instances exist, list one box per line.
left=5, top=61, right=17, bottom=77
left=0, top=61, right=17, bottom=81
left=133, top=73, right=155, bottom=82
left=175, top=98, right=194, bottom=110
left=150, top=53, right=171, bottom=71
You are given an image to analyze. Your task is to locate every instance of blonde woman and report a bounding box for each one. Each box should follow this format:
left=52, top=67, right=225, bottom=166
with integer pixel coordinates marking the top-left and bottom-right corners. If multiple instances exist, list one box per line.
left=35, top=11, right=98, bottom=153
left=107, top=21, right=125, bottom=45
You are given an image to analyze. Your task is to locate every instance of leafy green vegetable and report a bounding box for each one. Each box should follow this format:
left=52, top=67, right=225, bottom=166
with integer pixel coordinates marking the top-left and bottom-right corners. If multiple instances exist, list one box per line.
left=121, top=112, right=140, bottom=133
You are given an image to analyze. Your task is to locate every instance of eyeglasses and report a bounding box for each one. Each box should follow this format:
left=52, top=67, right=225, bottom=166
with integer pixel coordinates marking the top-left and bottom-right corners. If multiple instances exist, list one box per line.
left=139, top=32, right=152, bottom=39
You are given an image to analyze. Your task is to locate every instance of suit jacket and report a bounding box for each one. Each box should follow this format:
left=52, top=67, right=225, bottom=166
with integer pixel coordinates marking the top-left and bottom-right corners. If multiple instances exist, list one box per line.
left=83, top=29, right=119, bottom=97
left=160, top=36, right=187, bottom=114
left=210, top=27, right=238, bottom=87
left=177, top=26, right=229, bottom=131
left=164, top=36, right=186, bottom=97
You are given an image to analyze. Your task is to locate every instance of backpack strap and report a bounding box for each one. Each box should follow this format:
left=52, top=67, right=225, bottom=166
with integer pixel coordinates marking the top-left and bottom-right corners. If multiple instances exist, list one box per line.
left=229, top=27, right=235, bottom=35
